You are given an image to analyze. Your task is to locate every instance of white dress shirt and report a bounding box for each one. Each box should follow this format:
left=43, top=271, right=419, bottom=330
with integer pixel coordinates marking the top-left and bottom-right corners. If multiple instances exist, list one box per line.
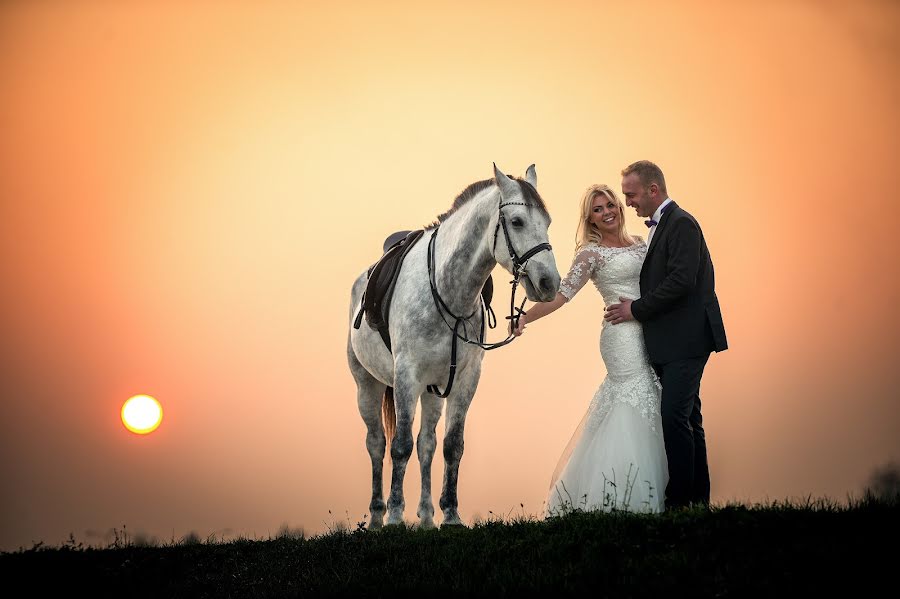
left=647, top=197, right=674, bottom=246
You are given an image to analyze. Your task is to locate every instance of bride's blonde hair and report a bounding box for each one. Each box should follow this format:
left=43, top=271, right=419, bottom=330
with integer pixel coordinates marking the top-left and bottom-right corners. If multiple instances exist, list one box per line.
left=575, top=184, right=634, bottom=251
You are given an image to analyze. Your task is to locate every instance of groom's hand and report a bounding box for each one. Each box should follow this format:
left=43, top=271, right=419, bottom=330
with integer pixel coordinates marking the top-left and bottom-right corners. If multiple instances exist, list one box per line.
left=604, top=297, right=634, bottom=325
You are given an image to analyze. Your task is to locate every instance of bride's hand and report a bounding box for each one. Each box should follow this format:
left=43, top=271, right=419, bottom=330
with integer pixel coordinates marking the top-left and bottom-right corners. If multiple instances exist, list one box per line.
left=511, top=312, right=528, bottom=336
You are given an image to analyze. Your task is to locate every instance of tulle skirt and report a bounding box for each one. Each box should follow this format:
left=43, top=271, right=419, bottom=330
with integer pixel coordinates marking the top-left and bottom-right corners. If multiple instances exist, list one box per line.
left=545, top=374, right=668, bottom=515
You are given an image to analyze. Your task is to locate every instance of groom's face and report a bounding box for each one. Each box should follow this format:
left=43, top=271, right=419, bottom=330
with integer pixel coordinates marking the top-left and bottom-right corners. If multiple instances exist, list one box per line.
left=622, top=173, right=656, bottom=218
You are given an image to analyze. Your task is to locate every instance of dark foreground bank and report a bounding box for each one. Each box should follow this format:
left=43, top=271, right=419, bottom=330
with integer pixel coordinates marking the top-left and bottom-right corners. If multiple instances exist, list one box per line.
left=2, top=498, right=896, bottom=598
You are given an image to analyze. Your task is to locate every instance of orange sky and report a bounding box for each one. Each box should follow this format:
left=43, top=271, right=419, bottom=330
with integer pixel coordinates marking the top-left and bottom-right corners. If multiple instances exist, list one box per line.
left=1, top=0, right=898, bottom=550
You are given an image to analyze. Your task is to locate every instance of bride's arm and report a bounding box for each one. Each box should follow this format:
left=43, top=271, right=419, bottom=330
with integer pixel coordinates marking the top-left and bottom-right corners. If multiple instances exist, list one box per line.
left=512, top=293, right=566, bottom=335
left=512, top=246, right=603, bottom=335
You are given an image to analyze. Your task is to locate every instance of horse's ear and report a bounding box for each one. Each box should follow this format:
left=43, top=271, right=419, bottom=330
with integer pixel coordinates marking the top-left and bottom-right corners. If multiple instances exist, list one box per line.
left=493, top=163, right=518, bottom=199
left=525, top=164, right=537, bottom=188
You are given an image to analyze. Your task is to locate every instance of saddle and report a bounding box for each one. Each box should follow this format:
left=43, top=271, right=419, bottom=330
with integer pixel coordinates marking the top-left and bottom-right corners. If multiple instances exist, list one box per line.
left=354, top=230, right=495, bottom=353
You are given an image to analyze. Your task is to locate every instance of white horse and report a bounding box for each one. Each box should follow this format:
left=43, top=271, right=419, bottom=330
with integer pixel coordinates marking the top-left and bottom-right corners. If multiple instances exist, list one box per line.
left=347, top=164, right=560, bottom=528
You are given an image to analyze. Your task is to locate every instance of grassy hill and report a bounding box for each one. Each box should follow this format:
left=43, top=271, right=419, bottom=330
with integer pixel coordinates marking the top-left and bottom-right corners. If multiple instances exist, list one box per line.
left=2, top=496, right=896, bottom=597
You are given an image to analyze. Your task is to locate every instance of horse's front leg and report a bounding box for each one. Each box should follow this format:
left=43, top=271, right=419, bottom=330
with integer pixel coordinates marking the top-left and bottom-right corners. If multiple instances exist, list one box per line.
left=386, top=365, right=424, bottom=526
left=416, top=393, right=444, bottom=528
left=439, top=366, right=479, bottom=527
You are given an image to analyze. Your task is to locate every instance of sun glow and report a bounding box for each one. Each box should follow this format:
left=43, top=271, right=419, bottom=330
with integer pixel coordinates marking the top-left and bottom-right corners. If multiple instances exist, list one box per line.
left=121, top=395, right=163, bottom=435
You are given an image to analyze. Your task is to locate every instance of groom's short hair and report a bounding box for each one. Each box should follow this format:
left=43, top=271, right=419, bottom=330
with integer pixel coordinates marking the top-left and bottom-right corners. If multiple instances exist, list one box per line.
left=622, top=161, right=668, bottom=195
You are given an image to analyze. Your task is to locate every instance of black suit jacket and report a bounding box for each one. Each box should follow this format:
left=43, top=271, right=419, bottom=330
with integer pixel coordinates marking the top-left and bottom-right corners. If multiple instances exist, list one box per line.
left=631, top=202, right=728, bottom=364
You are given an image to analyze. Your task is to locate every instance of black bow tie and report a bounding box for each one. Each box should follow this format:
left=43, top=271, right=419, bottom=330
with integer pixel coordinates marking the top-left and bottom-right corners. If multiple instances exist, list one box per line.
left=646, top=202, right=674, bottom=228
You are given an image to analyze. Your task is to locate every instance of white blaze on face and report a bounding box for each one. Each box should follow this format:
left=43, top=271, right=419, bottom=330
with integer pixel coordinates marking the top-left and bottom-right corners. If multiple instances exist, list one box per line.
left=121, top=395, right=163, bottom=434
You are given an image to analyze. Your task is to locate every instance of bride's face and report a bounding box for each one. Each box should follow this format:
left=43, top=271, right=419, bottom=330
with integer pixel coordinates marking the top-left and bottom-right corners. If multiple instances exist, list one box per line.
left=590, top=194, right=621, bottom=237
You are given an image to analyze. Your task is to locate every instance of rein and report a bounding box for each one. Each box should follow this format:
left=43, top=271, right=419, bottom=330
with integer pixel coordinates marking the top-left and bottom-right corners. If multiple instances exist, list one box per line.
left=425, top=200, right=552, bottom=397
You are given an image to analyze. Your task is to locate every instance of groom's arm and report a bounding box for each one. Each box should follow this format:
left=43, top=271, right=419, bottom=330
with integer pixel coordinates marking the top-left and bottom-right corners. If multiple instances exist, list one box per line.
left=631, top=217, right=702, bottom=322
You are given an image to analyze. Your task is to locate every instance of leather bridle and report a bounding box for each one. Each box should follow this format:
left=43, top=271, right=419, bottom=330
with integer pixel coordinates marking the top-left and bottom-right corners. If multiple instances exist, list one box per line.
left=425, top=199, right=553, bottom=397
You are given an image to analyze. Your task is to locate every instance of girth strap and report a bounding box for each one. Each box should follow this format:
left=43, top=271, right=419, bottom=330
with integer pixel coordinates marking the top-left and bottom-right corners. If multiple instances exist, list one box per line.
left=426, top=318, right=461, bottom=398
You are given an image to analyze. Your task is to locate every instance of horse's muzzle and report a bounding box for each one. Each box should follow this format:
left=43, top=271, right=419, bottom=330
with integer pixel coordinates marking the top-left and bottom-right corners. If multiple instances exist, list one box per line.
left=523, top=264, right=560, bottom=303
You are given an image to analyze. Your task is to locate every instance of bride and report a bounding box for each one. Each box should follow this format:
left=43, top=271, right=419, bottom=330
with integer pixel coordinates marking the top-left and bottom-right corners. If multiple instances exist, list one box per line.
left=514, top=184, right=667, bottom=514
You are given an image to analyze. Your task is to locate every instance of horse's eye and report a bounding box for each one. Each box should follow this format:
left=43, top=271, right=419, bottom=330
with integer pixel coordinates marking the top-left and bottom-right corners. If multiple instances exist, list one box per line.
left=511, top=218, right=524, bottom=227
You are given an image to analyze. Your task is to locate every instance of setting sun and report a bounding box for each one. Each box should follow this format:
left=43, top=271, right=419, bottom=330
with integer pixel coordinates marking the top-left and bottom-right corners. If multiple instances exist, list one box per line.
left=121, top=395, right=163, bottom=435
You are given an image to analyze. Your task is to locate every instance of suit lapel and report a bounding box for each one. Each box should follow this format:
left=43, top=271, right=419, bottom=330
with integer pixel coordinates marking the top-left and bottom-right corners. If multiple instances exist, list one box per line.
left=646, top=201, right=678, bottom=258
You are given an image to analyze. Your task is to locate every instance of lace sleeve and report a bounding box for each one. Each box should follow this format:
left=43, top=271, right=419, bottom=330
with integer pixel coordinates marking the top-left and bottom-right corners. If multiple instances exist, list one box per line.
left=558, top=246, right=605, bottom=301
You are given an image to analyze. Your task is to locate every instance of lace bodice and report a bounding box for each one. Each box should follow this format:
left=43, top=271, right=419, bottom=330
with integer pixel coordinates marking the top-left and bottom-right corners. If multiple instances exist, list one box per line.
left=558, top=239, right=647, bottom=306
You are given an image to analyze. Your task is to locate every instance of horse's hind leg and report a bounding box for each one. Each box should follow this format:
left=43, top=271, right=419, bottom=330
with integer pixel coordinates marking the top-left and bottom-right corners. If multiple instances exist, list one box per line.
left=416, top=393, right=444, bottom=529
left=386, top=365, right=425, bottom=526
left=348, top=338, right=388, bottom=530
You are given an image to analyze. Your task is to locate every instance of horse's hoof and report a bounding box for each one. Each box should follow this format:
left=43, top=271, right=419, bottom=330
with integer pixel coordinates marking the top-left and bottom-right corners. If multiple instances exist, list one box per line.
left=368, top=517, right=383, bottom=531
left=385, top=510, right=405, bottom=526
left=441, top=516, right=466, bottom=528
left=418, top=517, right=436, bottom=530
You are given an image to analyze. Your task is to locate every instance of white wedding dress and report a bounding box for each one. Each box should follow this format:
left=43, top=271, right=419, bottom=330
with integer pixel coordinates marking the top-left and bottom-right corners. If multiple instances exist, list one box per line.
left=545, top=238, right=668, bottom=515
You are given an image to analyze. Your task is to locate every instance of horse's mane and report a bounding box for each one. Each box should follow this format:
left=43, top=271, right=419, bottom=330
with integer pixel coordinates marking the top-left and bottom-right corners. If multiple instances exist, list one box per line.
left=425, top=176, right=548, bottom=230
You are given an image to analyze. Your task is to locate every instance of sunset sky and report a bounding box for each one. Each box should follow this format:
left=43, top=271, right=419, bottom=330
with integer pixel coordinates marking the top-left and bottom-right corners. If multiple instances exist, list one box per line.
left=1, top=0, right=898, bottom=550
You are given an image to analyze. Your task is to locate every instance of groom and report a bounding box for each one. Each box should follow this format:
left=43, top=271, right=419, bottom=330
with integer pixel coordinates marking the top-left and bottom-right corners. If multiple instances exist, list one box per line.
left=604, top=160, right=727, bottom=509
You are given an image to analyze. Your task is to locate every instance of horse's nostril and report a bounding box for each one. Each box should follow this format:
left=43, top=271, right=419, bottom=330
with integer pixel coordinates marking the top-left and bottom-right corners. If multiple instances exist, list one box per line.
left=539, top=276, right=552, bottom=292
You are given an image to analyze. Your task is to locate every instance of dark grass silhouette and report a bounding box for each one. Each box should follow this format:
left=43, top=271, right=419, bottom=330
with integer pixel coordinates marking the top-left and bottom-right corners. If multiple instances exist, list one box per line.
left=2, top=495, right=896, bottom=598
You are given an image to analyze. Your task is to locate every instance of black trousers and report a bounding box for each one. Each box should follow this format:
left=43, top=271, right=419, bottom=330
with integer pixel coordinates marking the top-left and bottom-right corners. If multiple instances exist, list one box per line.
left=652, top=354, right=710, bottom=509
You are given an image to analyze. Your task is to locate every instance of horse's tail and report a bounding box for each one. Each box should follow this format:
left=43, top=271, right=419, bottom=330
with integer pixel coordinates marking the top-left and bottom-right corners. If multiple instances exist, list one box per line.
left=382, top=387, right=396, bottom=446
